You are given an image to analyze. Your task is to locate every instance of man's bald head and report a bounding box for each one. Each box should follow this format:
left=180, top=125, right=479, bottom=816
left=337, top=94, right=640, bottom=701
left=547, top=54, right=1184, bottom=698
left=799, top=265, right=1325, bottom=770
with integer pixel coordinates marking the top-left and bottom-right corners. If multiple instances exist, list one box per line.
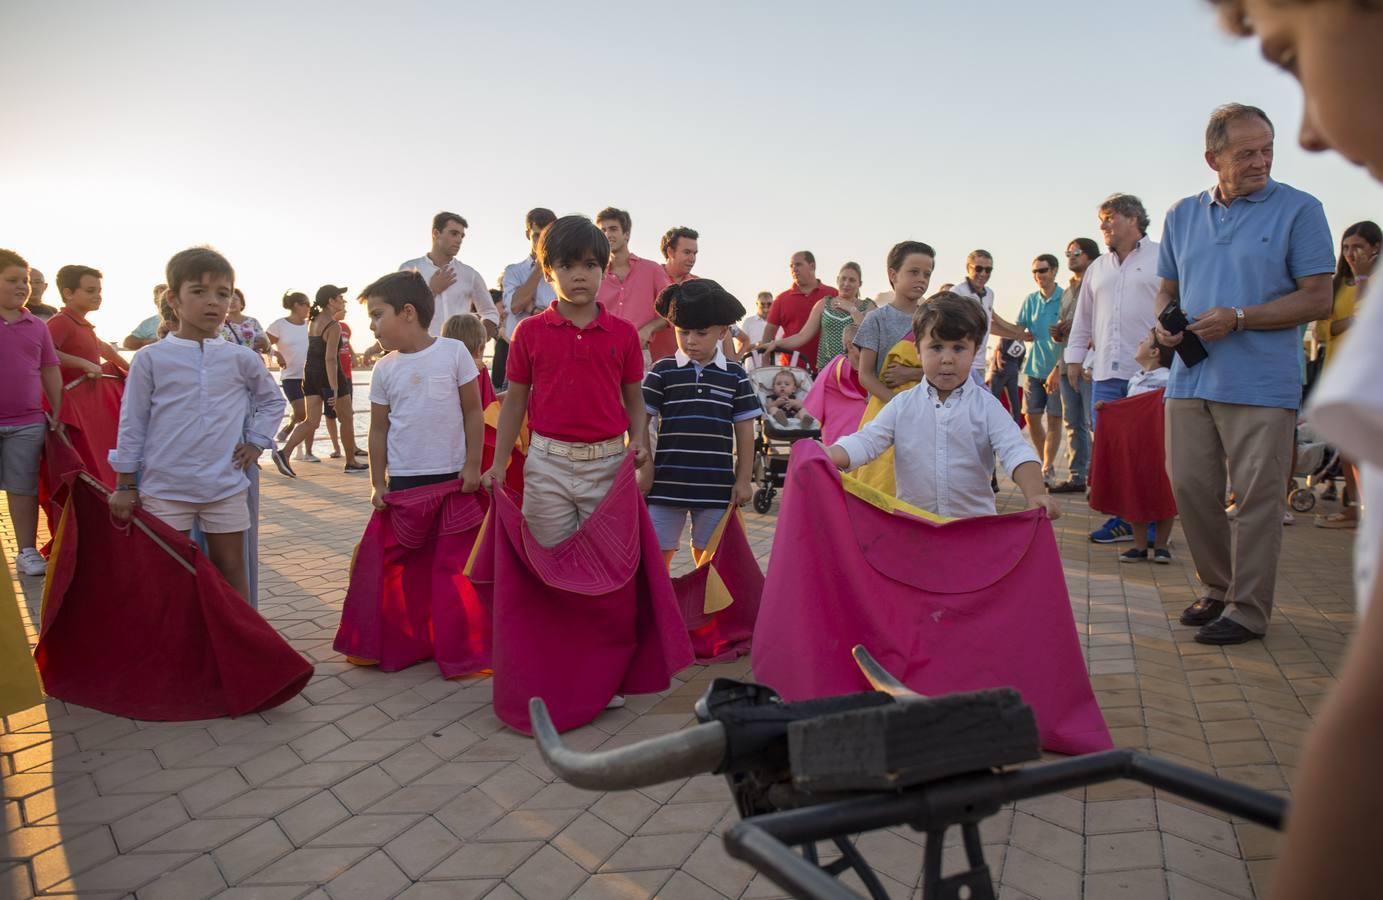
left=27, top=267, right=47, bottom=305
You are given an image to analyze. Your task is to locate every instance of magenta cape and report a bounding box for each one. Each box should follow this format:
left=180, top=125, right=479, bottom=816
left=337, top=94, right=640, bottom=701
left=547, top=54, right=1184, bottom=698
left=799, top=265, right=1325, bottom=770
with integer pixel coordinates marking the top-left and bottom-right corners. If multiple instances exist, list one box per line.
left=752, top=442, right=1112, bottom=755
left=468, top=453, right=693, bottom=734
left=334, top=481, right=491, bottom=678
left=670, top=510, right=763, bottom=663
left=36, top=474, right=312, bottom=720
left=801, top=354, right=869, bottom=445
left=1089, top=388, right=1177, bottom=523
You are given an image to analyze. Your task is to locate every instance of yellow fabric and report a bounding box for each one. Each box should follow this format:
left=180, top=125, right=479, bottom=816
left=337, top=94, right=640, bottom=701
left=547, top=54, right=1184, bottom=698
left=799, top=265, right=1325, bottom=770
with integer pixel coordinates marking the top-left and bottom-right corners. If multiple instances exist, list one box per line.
left=851, top=338, right=921, bottom=494
left=840, top=470, right=952, bottom=524
left=1321, top=281, right=1357, bottom=368
left=462, top=508, right=491, bottom=578
left=692, top=508, right=738, bottom=615
left=1, top=550, right=45, bottom=716
left=486, top=403, right=530, bottom=454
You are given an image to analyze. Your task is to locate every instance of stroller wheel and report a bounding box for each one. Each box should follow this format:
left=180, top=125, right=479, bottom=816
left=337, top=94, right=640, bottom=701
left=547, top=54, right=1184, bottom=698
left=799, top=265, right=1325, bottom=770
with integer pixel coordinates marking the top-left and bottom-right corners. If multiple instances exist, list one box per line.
left=1289, top=488, right=1316, bottom=513
left=752, top=488, right=773, bottom=514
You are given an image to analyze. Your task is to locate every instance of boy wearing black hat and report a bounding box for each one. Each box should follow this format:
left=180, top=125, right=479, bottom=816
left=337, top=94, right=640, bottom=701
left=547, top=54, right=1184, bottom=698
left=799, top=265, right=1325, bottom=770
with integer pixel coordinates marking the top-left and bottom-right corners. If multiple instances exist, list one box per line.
left=640, top=279, right=761, bottom=566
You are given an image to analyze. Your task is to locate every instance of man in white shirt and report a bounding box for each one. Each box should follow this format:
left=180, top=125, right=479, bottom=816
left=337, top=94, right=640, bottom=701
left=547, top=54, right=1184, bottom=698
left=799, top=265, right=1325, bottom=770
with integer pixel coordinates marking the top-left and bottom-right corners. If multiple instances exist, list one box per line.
left=399, top=211, right=500, bottom=340
left=734, top=291, right=774, bottom=354
left=1064, top=193, right=1161, bottom=543
left=951, top=250, right=1025, bottom=384
left=498, top=207, right=557, bottom=391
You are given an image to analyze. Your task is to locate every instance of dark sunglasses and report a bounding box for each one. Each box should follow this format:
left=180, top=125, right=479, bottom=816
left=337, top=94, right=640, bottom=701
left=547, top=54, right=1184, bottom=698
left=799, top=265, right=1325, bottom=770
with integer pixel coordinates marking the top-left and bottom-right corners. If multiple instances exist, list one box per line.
left=972, top=265, right=993, bottom=274
left=1064, top=250, right=1084, bottom=257
left=1032, top=267, right=1052, bottom=275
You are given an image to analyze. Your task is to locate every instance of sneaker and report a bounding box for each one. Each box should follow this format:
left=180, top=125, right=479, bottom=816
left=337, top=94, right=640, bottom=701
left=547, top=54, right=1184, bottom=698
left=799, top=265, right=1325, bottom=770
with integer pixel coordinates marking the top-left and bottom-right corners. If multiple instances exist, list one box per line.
left=15, top=547, right=47, bottom=577
left=1152, top=548, right=1173, bottom=564
left=1048, top=479, right=1086, bottom=494
left=605, top=695, right=627, bottom=709
left=270, top=448, right=297, bottom=478
left=1282, top=511, right=1294, bottom=526
left=1090, top=517, right=1134, bottom=544
left=300, top=453, right=320, bottom=463
left=1118, top=548, right=1148, bottom=563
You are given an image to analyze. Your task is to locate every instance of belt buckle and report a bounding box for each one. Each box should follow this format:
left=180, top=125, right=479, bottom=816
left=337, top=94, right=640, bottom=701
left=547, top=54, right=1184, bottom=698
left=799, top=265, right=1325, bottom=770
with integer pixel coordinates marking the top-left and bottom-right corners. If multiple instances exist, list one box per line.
left=573, top=444, right=594, bottom=461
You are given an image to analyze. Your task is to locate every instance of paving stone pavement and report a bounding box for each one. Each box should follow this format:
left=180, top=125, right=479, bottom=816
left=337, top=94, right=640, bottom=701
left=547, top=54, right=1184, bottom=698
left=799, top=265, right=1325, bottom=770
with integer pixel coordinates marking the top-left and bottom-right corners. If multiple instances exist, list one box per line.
left=0, top=456, right=1356, bottom=899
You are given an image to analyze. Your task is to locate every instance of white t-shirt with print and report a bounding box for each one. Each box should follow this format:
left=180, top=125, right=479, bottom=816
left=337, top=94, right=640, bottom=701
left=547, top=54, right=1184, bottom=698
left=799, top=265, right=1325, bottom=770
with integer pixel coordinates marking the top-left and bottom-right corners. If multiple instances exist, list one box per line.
left=266, top=318, right=309, bottom=379
left=369, top=337, right=479, bottom=476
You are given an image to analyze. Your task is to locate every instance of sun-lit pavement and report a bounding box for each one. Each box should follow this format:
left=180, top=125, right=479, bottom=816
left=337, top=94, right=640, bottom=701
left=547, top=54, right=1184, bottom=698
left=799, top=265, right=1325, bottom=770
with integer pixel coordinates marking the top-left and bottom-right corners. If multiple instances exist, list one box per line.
left=0, top=454, right=1355, bottom=899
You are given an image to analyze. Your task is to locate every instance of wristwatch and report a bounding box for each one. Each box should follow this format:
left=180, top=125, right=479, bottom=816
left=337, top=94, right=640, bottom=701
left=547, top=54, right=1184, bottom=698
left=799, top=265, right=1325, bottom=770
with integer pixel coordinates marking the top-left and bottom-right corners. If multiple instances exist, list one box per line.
left=1232, top=307, right=1246, bottom=332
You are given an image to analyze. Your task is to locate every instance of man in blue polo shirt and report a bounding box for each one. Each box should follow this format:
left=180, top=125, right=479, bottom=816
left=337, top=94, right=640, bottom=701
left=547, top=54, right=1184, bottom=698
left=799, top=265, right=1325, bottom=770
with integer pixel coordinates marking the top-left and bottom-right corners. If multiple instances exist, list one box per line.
left=1015, top=254, right=1066, bottom=484
left=1155, top=103, right=1334, bottom=645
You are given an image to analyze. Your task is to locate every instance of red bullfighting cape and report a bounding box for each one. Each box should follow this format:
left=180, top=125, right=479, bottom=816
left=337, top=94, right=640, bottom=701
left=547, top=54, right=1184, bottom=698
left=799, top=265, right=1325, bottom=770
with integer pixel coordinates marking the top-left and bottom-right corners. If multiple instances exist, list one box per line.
left=801, top=354, right=869, bottom=445
left=1089, top=388, right=1177, bottom=523
left=752, top=441, right=1112, bottom=755
left=35, top=474, right=312, bottom=719
left=467, top=453, right=694, bottom=734
left=39, top=372, right=124, bottom=535
left=335, top=481, right=491, bottom=678
left=670, top=508, right=763, bottom=663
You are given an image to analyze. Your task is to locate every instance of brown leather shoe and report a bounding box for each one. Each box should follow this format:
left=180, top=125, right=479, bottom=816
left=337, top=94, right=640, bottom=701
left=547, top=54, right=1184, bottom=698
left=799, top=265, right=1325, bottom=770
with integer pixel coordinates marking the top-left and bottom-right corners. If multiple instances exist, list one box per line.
left=1194, top=617, right=1262, bottom=645
left=1179, top=597, right=1225, bottom=627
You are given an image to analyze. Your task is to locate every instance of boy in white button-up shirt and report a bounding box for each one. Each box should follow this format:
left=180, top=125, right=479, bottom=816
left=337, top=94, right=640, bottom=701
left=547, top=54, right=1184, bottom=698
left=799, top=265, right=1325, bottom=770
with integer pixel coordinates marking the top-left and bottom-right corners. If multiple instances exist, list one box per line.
left=826, top=292, right=1060, bottom=520
left=109, top=247, right=285, bottom=600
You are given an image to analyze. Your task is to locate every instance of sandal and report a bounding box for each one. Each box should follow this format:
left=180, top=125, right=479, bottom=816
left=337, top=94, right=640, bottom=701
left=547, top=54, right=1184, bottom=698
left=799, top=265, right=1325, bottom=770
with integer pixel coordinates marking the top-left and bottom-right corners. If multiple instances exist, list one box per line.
left=343, top=462, right=369, bottom=474
left=1315, top=512, right=1357, bottom=529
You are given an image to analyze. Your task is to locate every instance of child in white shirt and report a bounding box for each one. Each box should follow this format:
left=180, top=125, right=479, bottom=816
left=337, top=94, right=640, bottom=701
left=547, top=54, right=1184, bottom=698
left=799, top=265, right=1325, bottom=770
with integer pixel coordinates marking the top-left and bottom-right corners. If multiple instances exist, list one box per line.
left=826, top=292, right=1060, bottom=520
left=363, top=271, right=485, bottom=506
left=109, top=247, right=285, bottom=600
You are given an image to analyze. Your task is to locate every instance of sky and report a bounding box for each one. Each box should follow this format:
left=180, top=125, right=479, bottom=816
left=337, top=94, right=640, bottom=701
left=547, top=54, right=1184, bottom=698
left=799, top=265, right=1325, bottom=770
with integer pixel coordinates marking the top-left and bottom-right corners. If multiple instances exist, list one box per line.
left=5, top=0, right=1383, bottom=345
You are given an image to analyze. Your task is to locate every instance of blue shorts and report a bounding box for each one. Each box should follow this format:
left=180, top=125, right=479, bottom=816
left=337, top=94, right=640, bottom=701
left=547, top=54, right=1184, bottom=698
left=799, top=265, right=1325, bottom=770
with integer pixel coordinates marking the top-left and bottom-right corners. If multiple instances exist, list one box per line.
left=1024, top=375, right=1063, bottom=417
left=281, top=378, right=305, bottom=402
left=647, top=505, right=726, bottom=551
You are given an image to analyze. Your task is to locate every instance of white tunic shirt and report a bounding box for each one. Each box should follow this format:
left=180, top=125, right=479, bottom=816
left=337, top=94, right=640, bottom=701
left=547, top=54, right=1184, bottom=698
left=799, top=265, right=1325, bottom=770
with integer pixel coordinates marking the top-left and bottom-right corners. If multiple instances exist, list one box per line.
left=1308, top=275, right=1383, bottom=614
left=399, top=255, right=500, bottom=336
left=1064, top=238, right=1161, bottom=382
left=834, top=381, right=1040, bottom=518
left=109, top=336, right=285, bottom=503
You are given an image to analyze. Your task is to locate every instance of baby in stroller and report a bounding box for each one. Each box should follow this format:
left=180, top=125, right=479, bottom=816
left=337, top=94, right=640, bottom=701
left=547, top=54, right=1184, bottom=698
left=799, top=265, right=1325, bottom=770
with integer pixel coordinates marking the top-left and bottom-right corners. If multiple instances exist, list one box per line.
left=764, top=370, right=817, bottom=430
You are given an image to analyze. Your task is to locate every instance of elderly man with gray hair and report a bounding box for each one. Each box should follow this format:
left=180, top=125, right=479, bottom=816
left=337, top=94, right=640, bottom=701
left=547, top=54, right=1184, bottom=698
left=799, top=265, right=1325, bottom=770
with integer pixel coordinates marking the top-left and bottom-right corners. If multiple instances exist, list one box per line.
left=1065, top=192, right=1162, bottom=544
left=1155, top=103, right=1334, bottom=645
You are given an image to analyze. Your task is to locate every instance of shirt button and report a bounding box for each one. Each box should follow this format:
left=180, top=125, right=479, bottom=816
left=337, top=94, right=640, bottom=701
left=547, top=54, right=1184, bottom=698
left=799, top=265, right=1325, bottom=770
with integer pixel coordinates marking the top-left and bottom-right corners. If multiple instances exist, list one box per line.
left=576, top=335, right=582, bottom=340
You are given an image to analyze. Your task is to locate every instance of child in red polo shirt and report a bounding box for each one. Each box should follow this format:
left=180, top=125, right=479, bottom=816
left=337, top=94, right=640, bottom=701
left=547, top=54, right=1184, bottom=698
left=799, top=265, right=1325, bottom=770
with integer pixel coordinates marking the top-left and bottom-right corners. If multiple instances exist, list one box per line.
left=484, top=215, right=648, bottom=547
left=47, top=265, right=129, bottom=381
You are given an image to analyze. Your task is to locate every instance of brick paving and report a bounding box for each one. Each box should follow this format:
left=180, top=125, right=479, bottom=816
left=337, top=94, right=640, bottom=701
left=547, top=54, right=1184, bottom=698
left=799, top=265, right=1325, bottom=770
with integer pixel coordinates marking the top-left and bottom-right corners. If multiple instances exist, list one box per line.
left=0, top=455, right=1356, bottom=899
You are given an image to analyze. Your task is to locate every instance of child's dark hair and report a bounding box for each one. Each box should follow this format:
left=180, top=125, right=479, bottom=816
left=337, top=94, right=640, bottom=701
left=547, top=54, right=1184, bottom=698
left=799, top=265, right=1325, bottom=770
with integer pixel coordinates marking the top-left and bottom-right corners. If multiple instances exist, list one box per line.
left=282, top=291, right=308, bottom=311
left=56, top=264, right=103, bottom=294
left=1150, top=331, right=1175, bottom=369
left=886, top=240, right=936, bottom=274
left=360, top=270, right=436, bottom=328
left=442, top=313, right=487, bottom=355
left=0, top=249, right=29, bottom=272
left=166, top=247, right=234, bottom=297
left=912, top=292, right=988, bottom=346
left=539, top=215, right=611, bottom=272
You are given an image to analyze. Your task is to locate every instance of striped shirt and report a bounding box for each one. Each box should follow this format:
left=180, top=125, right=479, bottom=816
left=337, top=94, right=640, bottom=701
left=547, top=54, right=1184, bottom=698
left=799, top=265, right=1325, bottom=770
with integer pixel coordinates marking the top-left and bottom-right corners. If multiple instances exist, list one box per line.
left=643, top=350, right=761, bottom=508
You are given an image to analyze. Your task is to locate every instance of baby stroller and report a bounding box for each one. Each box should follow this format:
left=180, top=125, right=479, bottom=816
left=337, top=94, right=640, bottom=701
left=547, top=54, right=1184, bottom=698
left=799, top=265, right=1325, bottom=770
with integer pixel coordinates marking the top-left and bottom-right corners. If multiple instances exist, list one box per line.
left=743, top=351, right=819, bottom=514
left=1289, top=419, right=1343, bottom=513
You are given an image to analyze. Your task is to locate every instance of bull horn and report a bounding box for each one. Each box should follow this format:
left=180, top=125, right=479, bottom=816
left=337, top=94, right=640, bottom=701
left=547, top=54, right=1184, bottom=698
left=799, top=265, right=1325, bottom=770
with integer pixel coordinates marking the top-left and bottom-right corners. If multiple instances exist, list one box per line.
left=852, top=645, right=927, bottom=699
left=529, top=698, right=728, bottom=791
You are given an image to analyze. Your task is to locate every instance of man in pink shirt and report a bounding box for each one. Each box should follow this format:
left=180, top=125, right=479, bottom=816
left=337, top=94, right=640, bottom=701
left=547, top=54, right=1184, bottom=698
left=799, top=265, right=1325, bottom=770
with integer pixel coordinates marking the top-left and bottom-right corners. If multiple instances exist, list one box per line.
left=596, top=207, right=673, bottom=363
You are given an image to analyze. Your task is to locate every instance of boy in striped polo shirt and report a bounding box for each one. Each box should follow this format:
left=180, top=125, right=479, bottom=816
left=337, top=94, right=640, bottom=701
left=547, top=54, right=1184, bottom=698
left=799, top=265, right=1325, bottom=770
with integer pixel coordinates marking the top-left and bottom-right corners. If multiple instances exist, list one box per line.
left=639, top=280, right=760, bottom=567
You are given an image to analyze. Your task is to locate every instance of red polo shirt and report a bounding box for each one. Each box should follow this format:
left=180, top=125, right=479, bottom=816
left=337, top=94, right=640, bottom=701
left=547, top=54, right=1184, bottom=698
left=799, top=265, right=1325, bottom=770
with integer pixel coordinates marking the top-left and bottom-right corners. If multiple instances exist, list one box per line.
left=768, top=282, right=838, bottom=371
left=506, top=302, right=644, bottom=443
left=47, top=308, right=105, bottom=382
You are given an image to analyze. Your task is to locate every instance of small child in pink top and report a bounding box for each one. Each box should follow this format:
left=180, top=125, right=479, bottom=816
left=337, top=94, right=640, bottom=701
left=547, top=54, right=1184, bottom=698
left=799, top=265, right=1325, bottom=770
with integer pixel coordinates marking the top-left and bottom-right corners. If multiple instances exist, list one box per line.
left=0, top=249, right=64, bottom=577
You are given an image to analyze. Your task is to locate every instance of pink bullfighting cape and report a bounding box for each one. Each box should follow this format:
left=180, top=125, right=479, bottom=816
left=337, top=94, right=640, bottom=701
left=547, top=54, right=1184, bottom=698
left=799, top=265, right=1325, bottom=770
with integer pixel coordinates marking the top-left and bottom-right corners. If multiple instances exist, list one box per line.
left=670, top=508, right=763, bottom=663
left=752, top=441, right=1112, bottom=755
left=35, top=474, right=312, bottom=720
left=1088, top=387, right=1177, bottom=524
left=467, top=453, right=693, bottom=734
left=335, top=480, right=491, bottom=678
left=801, top=353, right=869, bottom=445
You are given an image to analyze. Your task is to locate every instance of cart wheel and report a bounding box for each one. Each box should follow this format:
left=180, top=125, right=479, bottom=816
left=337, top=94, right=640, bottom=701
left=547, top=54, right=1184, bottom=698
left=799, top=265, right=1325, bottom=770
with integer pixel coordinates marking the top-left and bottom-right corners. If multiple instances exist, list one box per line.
left=752, top=489, right=773, bottom=514
left=1289, top=488, right=1316, bottom=513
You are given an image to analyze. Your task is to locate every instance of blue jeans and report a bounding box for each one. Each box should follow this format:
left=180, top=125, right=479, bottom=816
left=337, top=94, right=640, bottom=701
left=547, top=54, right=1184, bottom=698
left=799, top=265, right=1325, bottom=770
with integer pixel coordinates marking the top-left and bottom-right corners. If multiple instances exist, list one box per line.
left=1059, top=376, right=1091, bottom=482
left=1090, top=378, right=1131, bottom=431
left=990, top=369, right=1021, bottom=425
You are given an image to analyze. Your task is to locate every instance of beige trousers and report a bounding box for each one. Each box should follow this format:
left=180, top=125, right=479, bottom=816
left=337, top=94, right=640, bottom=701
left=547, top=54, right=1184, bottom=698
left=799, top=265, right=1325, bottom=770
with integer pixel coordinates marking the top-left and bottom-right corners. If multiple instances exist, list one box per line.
left=521, top=444, right=626, bottom=548
left=1165, top=398, right=1295, bottom=634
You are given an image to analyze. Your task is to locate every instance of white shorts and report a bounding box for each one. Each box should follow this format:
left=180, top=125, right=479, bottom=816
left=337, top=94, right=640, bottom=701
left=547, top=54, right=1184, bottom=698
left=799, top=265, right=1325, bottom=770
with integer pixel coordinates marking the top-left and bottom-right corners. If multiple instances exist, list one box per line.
left=140, top=491, right=250, bottom=534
